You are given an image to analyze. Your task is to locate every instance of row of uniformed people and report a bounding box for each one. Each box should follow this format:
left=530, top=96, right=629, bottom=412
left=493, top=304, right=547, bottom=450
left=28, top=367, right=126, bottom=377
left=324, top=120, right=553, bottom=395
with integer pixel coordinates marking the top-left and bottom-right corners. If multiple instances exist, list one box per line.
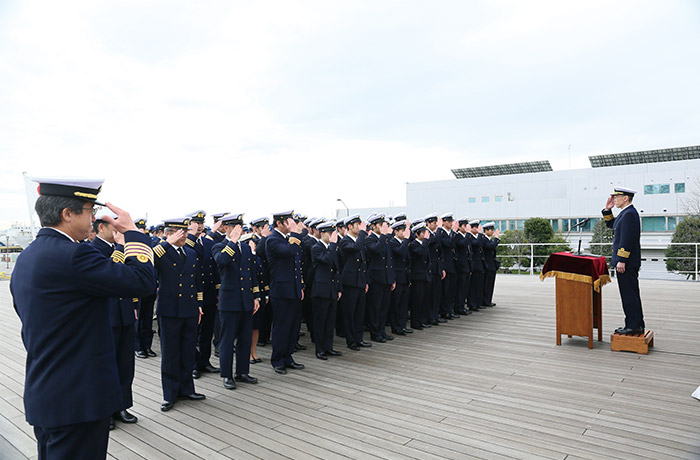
left=113, top=209, right=501, bottom=414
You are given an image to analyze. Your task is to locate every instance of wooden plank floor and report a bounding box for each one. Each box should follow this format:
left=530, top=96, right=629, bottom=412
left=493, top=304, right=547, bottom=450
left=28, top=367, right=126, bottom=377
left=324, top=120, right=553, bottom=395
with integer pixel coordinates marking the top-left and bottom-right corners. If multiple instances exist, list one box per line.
left=1, top=275, right=700, bottom=459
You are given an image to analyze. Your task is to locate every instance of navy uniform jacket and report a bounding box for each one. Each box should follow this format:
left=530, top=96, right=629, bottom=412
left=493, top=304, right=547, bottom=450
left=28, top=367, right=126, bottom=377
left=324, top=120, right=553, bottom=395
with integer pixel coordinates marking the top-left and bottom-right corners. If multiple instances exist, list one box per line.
left=11, top=228, right=155, bottom=428
left=467, top=233, right=485, bottom=272
left=338, top=232, right=367, bottom=288
left=364, top=232, right=395, bottom=285
left=603, top=205, right=641, bottom=268
left=427, top=230, right=443, bottom=276
left=153, top=242, right=202, bottom=318
left=91, top=237, right=137, bottom=327
left=186, top=233, right=220, bottom=305
left=302, top=234, right=319, bottom=287
left=212, top=239, right=259, bottom=311
left=436, top=227, right=457, bottom=274
left=389, top=237, right=411, bottom=285
left=311, top=241, right=341, bottom=299
left=265, top=230, right=304, bottom=300
left=209, top=230, right=226, bottom=244
left=453, top=231, right=472, bottom=274
left=409, top=239, right=431, bottom=282
left=482, top=236, right=500, bottom=271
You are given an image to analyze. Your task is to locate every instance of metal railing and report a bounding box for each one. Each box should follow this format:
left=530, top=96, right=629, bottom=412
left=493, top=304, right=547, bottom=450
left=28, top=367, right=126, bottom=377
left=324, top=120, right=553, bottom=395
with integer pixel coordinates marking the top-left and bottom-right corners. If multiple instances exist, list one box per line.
left=496, top=242, right=700, bottom=280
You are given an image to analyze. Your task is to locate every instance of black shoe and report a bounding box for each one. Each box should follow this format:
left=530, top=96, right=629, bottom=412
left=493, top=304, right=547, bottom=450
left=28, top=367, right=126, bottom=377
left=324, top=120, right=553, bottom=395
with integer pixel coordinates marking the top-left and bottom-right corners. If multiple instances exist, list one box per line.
left=616, top=327, right=645, bottom=335
left=337, top=332, right=346, bottom=338
left=114, top=410, right=137, bottom=424
left=372, top=336, right=386, bottom=343
left=348, top=344, right=361, bottom=351
left=286, top=362, right=305, bottom=370
left=393, top=329, right=406, bottom=336
left=384, top=335, right=394, bottom=341
left=436, top=318, right=447, bottom=324
left=359, top=341, right=373, bottom=347
left=257, top=341, right=266, bottom=347
left=402, top=328, right=413, bottom=334
left=411, top=324, right=423, bottom=330
left=450, top=313, right=460, bottom=319
left=250, top=358, right=257, bottom=364
left=273, top=366, right=287, bottom=374
left=461, top=309, right=472, bottom=315
left=316, top=352, right=328, bottom=360
left=161, top=401, right=174, bottom=412
left=183, top=393, right=206, bottom=401
left=135, top=350, right=148, bottom=359
left=327, top=349, right=342, bottom=356
left=294, top=343, right=307, bottom=351
left=490, top=303, right=496, bottom=307
left=146, top=349, right=157, bottom=357
left=223, top=378, right=236, bottom=390
left=203, top=365, right=220, bottom=373
left=420, top=323, right=432, bottom=328
left=109, top=418, right=115, bottom=430
left=192, top=369, right=200, bottom=379
left=234, top=374, right=259, bottom=384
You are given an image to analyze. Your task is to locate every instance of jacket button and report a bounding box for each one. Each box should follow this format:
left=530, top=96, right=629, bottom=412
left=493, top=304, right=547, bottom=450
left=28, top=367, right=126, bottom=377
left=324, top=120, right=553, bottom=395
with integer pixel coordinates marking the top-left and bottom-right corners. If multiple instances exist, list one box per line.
left=179, top=294, right=182, bottom=297
left=179, top=283, right=182, bottom=287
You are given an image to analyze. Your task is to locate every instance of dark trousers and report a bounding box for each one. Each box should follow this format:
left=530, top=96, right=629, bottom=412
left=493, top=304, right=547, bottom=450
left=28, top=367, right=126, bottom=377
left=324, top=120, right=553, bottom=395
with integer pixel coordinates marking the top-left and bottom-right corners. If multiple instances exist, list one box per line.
left=213, top=311, right=221, bottom=351
left=440, top=272, right=456, bottom=316
left=260, top=298, right=274, bottom=344
left=219, top=310, right=253, bottom=377
left=339, top=285, right=366, bottom=346
left=468, top=270, right=484, bottom=308
left=409, top=280, right=429, bottom=327
left=367, top=283, right=392, bottom=340
left=270, top=297, right=302, bottom=368
left=158, top=316, right=198, bottom=402
left=617, top=267, right=645, bottom=329
left=302, top=288, right=314, bottom=340
left=195, top=302, right=217, bottom=370
left=454, top=271, right=471, bottom=312
left=390, top=283, right=409, bottom=332
left=312, top=296, right=337, bottom=353
left=34, top=416, right=111, bottom=460
left=429, top=275, right=441, bottom=321
left=135, top=293, right=156, bottom=352
left=483, top=269, right=497, bottom=306
left=112, top=324, right=135, bottom=410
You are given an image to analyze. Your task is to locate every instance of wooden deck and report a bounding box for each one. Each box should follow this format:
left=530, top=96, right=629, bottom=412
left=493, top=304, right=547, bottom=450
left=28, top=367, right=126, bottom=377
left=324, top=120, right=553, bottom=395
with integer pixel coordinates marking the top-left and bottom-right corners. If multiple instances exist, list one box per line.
left=1, top=275, right=700, bottom=459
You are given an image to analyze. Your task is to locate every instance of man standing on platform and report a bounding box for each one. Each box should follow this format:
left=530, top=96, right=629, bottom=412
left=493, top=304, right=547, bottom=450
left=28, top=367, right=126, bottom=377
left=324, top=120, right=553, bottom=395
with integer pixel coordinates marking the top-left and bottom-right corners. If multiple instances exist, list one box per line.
left=437, top=213, right=459, bottom=320
left=603, top=187, right=645, bottom=335
left=467, top=220, right=485, bottom=311
left=11, top=178, right=156, bottom=460
left=453, top=217, right=472, bottom=316
left=364, top=213, right=396, bottom=343
left=389, top=218, right=412, bottom=335
left=338, top=214, right=371, bottom=350
left=424, top=214, right=446, bottom=325
left=481, top=222, right=500, bottom=308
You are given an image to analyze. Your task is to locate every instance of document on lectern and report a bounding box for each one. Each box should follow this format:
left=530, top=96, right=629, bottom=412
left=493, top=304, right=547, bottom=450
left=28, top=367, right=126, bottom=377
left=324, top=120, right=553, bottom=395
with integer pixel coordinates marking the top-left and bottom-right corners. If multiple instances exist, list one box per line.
left=692, top=385, right=700, bottom=401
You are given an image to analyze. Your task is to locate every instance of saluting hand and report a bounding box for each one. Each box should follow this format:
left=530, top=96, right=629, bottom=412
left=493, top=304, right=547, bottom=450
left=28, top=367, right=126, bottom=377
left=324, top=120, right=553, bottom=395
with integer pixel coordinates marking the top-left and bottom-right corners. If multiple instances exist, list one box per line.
left=113, top=230, right=125, bottom=245
left=261, top=225, right=271, bottom=237
left=228, top=224, right=243, bottom=242
left=494, top=229, right=500, bottom=238
left=188, top=221, right=199, bottom=235
left=212, top=220, right=223, bottom=233
left=605, top=195, right=615, bottom=211
left=166, top=229, right=185, bottom=245
left=102, top=203, right=138, bottom=233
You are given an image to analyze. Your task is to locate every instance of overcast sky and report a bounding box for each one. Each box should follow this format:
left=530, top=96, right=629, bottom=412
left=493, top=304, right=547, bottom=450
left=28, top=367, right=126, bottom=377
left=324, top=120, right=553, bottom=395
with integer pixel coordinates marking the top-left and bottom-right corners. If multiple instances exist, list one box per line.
left=2, top=0, right=699, bottom=228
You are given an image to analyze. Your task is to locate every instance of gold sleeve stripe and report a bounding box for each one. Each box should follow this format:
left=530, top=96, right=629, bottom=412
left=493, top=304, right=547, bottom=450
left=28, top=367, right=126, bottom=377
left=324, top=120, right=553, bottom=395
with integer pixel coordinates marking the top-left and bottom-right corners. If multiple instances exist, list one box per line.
left=153, top=245, right=166, bottom=257
left=132, top=298, right=139, bottom=303
left=197, top=292, right=204, bottom=301
left=185, top=239, right=195, bottom=247
left=223, top=246, right=236, bottom=257
left=125, top=242, right=154, bottom=264
left=617, top=248, right=630, bottom=258
left=264, top=285, right=270, bottom=291
left=253, top=286, right=260, bottom=293
left=603, top=214, right=614, bottom=221
left=111, top=251, right=125, bottom=264
left=215, top=284, right=221, bottom=289
left=205, top=235, right=213, bottom=240
left=289, top=237, right=301, bottom=245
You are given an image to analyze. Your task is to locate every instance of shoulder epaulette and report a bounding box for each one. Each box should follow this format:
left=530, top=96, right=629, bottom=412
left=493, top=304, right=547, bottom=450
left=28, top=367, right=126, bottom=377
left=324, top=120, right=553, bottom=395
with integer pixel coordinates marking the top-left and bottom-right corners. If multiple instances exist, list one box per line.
left=111, top=249, right=125, bottom=264
left=153, top=245, right=166, bottom=258
left=205, top=234, right=214, bottom=241
left=185, top=238, right=196, bottom=248
left=124, top=241, right=154, bottom=264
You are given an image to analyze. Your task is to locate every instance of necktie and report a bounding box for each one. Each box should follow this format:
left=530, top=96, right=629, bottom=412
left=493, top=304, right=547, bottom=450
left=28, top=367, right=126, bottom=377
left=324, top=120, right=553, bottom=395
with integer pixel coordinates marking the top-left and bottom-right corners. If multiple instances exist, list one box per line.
left=178, top=248, right=186, bottom=261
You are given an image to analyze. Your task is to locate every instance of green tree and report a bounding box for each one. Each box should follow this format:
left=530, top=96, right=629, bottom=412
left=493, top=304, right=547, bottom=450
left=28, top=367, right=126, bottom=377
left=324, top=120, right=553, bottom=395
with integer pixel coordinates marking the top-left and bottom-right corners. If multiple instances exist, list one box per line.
left=497, top=229, right=529, bottom=271
left=587, top=219, right=613, bottom=257
left=665, top=216, right=700, bottom=280
left=524, top=217, right=554, bottom=243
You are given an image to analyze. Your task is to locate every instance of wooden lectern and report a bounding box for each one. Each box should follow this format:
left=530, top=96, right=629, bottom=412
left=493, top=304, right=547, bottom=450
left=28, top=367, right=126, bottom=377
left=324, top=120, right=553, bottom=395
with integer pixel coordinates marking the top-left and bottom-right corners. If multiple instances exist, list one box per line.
left=541, top=252, right=611, bottom=349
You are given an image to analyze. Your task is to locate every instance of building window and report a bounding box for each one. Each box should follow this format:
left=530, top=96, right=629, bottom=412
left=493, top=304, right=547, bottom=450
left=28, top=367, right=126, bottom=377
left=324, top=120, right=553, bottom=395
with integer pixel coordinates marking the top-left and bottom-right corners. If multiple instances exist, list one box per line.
left=641, top=216, right=666, bottom=232
left=644, top=184, right=670, bottom=194
left=468, top=197, right=476, bottom=203
left=550, top=219, right=558, bottom=232
left=668, top=217, right=677, bottom=231
left=516, top=220, right=525, bottom=230
left=495, top=195, right=503, bottom=202
left=675, top=183, right=685, bottom=193
left=481, top=196, right=489, bottom=203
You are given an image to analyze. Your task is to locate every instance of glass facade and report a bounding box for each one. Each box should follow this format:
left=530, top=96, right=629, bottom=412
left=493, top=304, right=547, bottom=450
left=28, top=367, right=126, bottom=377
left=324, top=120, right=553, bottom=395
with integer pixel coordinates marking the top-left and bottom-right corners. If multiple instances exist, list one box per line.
left=641, top=216, right=666, bottom=231
left=644, top=184, right=670, bottom=194
left=495, top=195, right=503, bottom=202
left=468, top=197, right=476, bottom=203
left=675, top=182, right=685, bottom=193
left=481, top=196, right=489, bottom=203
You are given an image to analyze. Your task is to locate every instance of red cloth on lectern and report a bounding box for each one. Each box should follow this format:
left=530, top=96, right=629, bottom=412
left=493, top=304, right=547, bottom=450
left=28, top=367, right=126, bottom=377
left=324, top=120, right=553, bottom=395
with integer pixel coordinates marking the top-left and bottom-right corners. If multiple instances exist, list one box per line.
left=540, top=252, right=611, bottom=292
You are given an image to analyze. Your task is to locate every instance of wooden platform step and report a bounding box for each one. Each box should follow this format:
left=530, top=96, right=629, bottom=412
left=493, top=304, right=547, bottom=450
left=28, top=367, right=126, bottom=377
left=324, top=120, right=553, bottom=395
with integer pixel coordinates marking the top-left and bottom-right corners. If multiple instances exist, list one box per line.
left=610, top=329, right=654, bottom=354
